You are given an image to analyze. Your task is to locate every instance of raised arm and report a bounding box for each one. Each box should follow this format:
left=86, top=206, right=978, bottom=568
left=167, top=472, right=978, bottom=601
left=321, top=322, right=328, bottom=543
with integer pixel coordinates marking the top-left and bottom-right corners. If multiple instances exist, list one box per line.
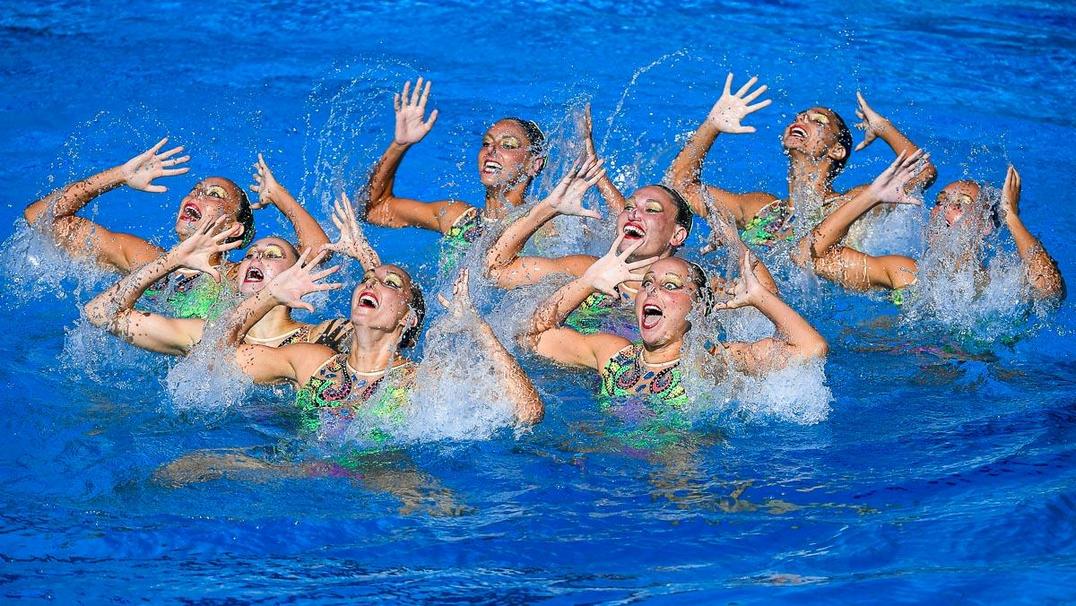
left=83, top=216, right=240, bottom=355
left=522, top=234, right=652, bottom=369
left=485, top=157, right=606, bottom=289
left=223, top=248, right=341, bottom=347
left=665, top=74, right=776, bottom=223
left=363, top=77, right=472, bottom=234
left=854, top=92, right=938, bottom=191
left=999, top=165, right=1065, bottom=301
left=23, top=137, right=189, bottom=272
left=699, top=203, right=780, bottom=295
left=323, top=192, right=381, bottom=271
left=581, top=104, right=627, bottom=215
left=795, top=152, right=925, bottom=291
left=716, top=251, right=828, bottom=373
left=439, top=269, right=543, bottom=424
left=249, top=153, right=329, bottom=255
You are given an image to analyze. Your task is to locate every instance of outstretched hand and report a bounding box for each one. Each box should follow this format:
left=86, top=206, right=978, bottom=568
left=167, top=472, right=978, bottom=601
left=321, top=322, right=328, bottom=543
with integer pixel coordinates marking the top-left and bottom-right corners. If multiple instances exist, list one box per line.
left=249, top=153, right=284, bottom=210
left=437, top=268, right=478, bottom=322
left=394, top=77, right=438, bottom=146
left=266, top=248, right=343, bottom=312
left=707, top=73, right=772, bottom=135
left=121, top=137, right=190, bottom=193
left=868, top=149, right=928, bottom=205
left=854, top=91, right=891, bottom=152
left=712, top=248, right=765, bottom=310
left=581, top=233, right=658, bottom=296
left=544, top=156, right=605, bottom=219
left=1001, top=164, right=1022, bottom=224
left=323, top=192, right=379, bottom=262
left=171, top=215, right=243, bottom=282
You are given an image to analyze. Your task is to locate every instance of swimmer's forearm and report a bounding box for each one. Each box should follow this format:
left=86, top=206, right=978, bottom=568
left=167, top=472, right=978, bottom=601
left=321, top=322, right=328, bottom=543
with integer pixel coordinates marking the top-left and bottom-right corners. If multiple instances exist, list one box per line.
left=668, top=120, right=721, bottom=190
left=1007, top=215, right=1066, bottom=299
left=272, top=186, right=330, bottom=255
left=807, top=188, right=879, bottom=257
left=472, top=320, right=544, bottom=424
left=596, top=172, right=627, bottom=216
left=224, top=289, right=279, bottom=346
left=364, top=141, right=410, bottom=221
left=525, top=278, right=594, bottom=345
left=486, top=200, right=559, bottom=276
left=876, top=120, right=937, bottom=189
left=24, top=166, right=125, bottom=225
left=84, top=250, right=177, bottom=328
left=751, top=289, right=828, bottom=358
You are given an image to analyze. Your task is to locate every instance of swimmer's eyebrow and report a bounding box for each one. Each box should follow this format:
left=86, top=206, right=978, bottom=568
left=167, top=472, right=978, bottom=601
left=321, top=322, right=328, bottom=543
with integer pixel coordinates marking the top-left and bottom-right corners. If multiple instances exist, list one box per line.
left=642, top=198, right=665, bottom=206
left=659, top=272, right=685, bottom=284
left=263, top=245, right=284, bottom=255
left=384, top=271, right=405, bottom=282
left=808, top=112, right=830, bottom=123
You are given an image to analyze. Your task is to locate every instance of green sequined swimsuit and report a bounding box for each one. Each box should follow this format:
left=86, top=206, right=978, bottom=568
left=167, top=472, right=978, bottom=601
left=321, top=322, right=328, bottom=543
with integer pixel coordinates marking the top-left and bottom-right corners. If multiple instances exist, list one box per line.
left=741, top=199, right=795, bottom=247
left=142, top=271, right=232, bottom=320
left=295, top=354, right=415, bottom=447
left=439, top=207, right=486, bottom=273
left=598, top=342, right=690, bottom=451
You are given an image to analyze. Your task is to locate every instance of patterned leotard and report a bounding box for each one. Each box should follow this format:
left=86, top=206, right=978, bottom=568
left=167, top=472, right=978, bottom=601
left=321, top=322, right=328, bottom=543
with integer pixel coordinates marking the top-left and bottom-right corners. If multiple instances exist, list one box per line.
left=741, top=199, right=795, bottom=247
left=295, top=354, right=415, bottom=445
left=598, top=342, right=690, bottom=452
left=439, top=207, right=487, bottom=273
left=141, top=271, right=232, bottom=320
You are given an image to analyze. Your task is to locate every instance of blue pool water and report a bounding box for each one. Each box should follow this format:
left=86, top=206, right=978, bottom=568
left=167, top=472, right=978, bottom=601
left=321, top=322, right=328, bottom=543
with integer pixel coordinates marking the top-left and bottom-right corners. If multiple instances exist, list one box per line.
left=2, top=1, right=1076, bottom=603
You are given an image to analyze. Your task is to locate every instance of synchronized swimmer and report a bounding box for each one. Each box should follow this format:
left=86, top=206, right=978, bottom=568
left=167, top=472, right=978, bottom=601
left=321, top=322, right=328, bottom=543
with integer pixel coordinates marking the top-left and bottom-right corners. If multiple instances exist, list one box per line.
left=21, top=72, right=1066, bottom=454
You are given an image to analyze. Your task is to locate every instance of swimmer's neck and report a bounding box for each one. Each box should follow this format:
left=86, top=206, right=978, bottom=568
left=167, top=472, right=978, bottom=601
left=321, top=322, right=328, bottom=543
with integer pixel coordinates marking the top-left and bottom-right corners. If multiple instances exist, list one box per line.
left=481, top=179, right=528, bottom=220
left=246, top=304, right=300, bottom=340
left=347, top=325, right=404, bottom=373
left=640, top=338, right=684, bottom=366
left=787, top=153, right=837, bottom=205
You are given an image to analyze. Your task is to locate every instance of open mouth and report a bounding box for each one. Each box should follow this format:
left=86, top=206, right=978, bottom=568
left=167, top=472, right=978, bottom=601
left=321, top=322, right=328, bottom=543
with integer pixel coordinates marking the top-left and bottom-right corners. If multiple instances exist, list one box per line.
left=482, top=160, right=503, bottom=174
left=243, top=267, right=264, bottom=283
left=357, top=291, right=380, bottom=309
left=641, top=303, right=663, bottom=330
left=623, top=222, right=646, bottom=239
left=181, top=202, right=203, bottom=223
left=788, top=125, right=808, bottom=139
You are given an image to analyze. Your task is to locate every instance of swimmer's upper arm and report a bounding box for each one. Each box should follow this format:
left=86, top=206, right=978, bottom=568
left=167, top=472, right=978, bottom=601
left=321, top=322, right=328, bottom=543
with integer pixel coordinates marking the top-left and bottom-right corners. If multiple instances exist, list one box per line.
left=365, top=196, right=472, bottom=235
left=534, top=328, right=628, bottom=370
left=236, top=342, right=336, bottom=386
left=719, top=339, right=783, bottom=375
left=121, top=311, right=204, bottom=356
left=493, top=255, right=597, bottom=289
left=52, top=216, right=162, bottom=274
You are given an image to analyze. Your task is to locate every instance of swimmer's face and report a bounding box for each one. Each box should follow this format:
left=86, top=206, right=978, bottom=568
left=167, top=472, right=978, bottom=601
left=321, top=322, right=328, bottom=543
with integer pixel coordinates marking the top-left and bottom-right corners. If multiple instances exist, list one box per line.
left=615, top=186, right=688, bottom=260
left=350, top=264, right=417, bottom=339
left=236, top=237, right=298, bottom=296
left=635, top=258, right=700, bottom=347
left=783, top=107, right=846, bottom=163
left=931, top=181, right=983, bottom=228
left=176, top=177, right=244, bottom=240
left=477, top=120, right=543, bottom=188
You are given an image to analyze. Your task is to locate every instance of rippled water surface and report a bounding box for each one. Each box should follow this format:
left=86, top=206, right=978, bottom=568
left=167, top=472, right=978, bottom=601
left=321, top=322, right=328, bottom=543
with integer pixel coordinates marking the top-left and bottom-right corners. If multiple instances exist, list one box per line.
left=2, top=1, right=1075, bottom=603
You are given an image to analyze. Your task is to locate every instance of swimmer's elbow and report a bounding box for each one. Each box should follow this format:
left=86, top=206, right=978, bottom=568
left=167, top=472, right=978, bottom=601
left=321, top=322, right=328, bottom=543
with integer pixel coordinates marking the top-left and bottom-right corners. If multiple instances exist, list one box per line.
left=516, top=399, right=544, bottom=426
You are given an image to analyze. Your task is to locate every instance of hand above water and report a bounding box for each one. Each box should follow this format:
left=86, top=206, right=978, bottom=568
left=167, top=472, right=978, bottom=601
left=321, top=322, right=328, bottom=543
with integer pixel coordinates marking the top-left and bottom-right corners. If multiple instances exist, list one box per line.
left=853, top=91, right=892, bottom=152
left=121, top=137, right=190, bottom=193
left=707, top=73, right=772, bottom=135
left=249, top=153, right=285, bottom=210
left=170, top=215, right=243, bottom=282
left=323, top=192, right=381, bottom=267
left=581, top=233, right=658, bottom=296
left=438, top=268, right=478, bottom=322
left=867, top=149, right=928, bottom=205
left=1001, top=164, right=1022, bottom=225
left=266, top=248, right=342, bottom=312
left=394, top=77, right=438, bottom=146
left=713, top=248, right=765, bottom=310
left=544, top=155, right=605, bottom=219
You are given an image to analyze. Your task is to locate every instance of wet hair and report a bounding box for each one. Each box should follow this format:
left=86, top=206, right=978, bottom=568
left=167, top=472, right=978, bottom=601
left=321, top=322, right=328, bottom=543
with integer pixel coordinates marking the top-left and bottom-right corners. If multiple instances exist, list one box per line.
left=232, top=186, right=256, bottom=248
left=685, top=260, right=714, bottom=315
left=828, top=110, right=854, bottom=177
left=502, top=117, right=546, bottom=158
left=652, top=184, right=694, bottom=236
left=400, top=279, right=426, bottom=349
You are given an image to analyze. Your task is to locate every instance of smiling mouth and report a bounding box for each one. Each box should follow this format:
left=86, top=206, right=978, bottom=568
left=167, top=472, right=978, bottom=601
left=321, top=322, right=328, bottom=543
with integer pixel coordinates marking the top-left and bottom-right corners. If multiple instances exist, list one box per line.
left=623, top=223, right=646, bottom=239
left=789, top=125, right=808, bottom=139
left=243, top=267, right=264, bottom=283
left=482, top=160, right=503, bottom=174
left=358, top=292, right=380, bottom=309
left=181, top=203, right=203, bottom=222
left=641, top=303, right=663, bottom=329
